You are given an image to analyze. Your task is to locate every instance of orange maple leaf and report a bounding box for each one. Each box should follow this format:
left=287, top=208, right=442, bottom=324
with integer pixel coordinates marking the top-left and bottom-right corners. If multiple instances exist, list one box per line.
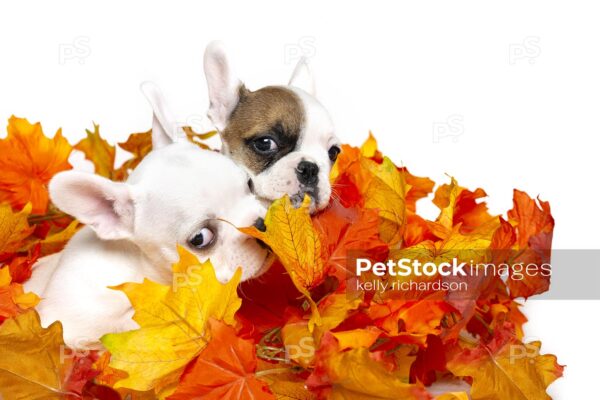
left=508, top=189, right=554, bottom=248
left=5, top=244, right=40, bottom=284
left=331, top=137, right=434, bottom=246
left=502, top=190, right=555, bottom=298
left=168, top=319, right=275, bottom=400
left=368, top=298, right=455, bottom=339
left=113, top=127, right=216, bottom=181
left=0, top=117, right=72, bottom=214
left=113, top=130, right=152, bottom=181
left=0, top=266, right=39, bottom=320
left=432, top=177, right=498, bottom=238
left=312, top=201, right=388, bottom=281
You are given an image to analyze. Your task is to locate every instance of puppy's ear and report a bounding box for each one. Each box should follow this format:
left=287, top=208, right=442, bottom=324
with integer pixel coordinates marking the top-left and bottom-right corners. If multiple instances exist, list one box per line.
left=140, top=81, right=177, bottom=149
left=204, top=41, right=243, bottom=131
left=50, top=171, right=135, bottom=240
left=288, top=57, right=316, bottom=96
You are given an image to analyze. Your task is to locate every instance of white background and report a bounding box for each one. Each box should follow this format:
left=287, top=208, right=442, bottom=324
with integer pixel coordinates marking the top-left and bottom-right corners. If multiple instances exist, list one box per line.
left=1, top=1, right=598, bottom=397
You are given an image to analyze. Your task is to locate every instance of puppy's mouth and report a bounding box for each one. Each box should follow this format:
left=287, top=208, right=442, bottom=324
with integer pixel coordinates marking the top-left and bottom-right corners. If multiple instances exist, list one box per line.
left=256, top=246, right=275, bottom=277
left=256, top=237, right=270, bottom=250
left=254, top=237, right=274, bottom=268
left=290, top=186, right=319, bottom=208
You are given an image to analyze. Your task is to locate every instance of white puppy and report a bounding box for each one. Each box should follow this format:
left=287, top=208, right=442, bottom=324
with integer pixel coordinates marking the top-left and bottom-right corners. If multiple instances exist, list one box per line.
left=25, top=83, right=271, bottom=348
left=203, top=42, right=340, bottom=212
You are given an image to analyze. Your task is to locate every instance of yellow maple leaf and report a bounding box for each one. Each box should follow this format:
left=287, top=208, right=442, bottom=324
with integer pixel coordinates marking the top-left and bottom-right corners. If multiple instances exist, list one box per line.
left=74, top=123, right=116, bottom=178
left=181, top=126, right=217, bottom=150
left=332, top=326, right=382, bottom=351
left=359, top=132, right=379, bottom=158
left=0, top=202, right=34, bottom=255
left=282, top=292, right=363, bottom=367
left=435, top=393, right=470, bottom=400
left=240, top=195, right=325, bottom=328
left=259, top=367, right=317, bottom=400
left=0, top=267, right=10, bottom=287
left=281, top=321, right=315, bottom=368
left=448, top=333, right=563, bottom=400
left=0, top=311, right=73, bottom=399
left=362, top=156, right=410, bottom=245
left=309, top=336, right=429, bottom=399
left=385, top=230, right=492, bottom=305
left=313, top=292, right=363, bottom=339
left=101, top=247, right=242, bottom=396
left=390, top=228, right=492, bottom=270
left=433, top=177, right=461, bottom=231
left=332, top=143, right=411, bottom=246
left=0, top=116, right=72, bottom=213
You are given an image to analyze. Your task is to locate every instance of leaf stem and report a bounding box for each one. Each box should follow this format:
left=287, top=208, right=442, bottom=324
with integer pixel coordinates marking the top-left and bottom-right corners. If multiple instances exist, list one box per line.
left=473, top=313, right=494, bottom=336
left=255, top=368, right=294, bottom=378
left=28, top=212, right=68, bottom=224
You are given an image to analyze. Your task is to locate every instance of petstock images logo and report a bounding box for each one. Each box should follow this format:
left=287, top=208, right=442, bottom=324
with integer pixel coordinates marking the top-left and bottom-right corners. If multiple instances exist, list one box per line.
left=347, top=248, right=600, bottom=301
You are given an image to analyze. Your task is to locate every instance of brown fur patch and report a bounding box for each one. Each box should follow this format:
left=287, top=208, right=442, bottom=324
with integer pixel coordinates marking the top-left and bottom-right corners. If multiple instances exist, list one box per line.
left=221, top=85, right=305, bottom=174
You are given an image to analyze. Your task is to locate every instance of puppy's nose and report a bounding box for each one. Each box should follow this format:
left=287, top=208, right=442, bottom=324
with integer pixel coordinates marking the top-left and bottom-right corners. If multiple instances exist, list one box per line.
left=253, top=217, right=267, bottom=232
left=296, top=161, right=319, bottom=186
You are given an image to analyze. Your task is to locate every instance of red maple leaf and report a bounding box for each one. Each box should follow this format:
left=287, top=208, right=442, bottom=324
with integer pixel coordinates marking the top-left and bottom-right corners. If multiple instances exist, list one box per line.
left=168, top=319, right=275, bottom=400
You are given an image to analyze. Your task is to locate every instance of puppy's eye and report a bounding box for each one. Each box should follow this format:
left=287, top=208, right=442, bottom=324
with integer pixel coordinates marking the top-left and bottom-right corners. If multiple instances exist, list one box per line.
left=188, top=227, right=215, bottom=249
left=328, top=145, right=341, bottom=162
left=252, top=137, right=278, bottom=154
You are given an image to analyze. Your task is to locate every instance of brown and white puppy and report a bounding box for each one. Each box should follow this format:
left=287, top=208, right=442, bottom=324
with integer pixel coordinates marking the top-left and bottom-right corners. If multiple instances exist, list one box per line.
left=203, top=42, right=341, bottom=213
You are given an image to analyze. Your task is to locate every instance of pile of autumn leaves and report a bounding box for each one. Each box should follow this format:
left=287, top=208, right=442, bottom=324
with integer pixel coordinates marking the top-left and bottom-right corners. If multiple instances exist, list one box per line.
left=0, top=116, right=563, bottom=400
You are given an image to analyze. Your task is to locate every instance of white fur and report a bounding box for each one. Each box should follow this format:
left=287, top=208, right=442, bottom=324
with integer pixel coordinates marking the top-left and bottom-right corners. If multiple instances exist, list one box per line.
left=203, top=42, right=340, bottom=213
left=140, top=81, right=178, bottom=147
left=288, top=57, right=316, bottom=96
left=25, top=87, right=270, bottom=348
left=203, top=41, right=243, bottom=132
